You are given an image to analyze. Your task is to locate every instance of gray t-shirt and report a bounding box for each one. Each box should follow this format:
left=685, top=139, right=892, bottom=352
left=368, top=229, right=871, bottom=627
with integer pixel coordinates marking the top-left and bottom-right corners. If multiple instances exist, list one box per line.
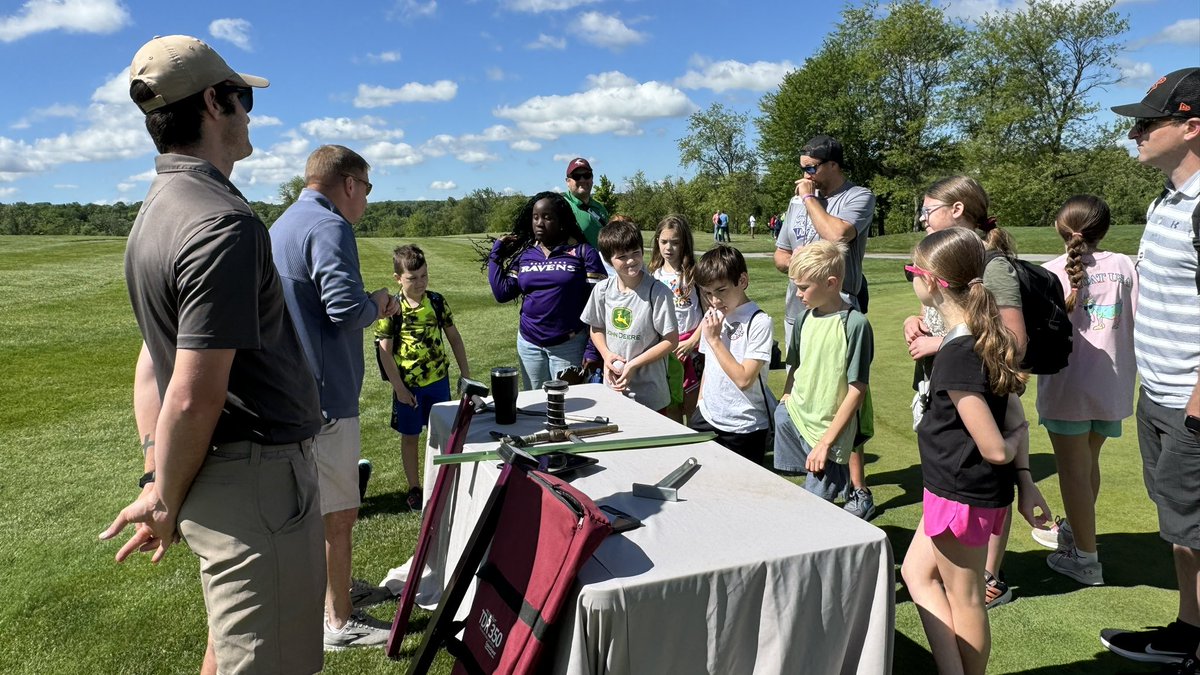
left=580, top=274, right=678, bottom=411
left=776, top=182, right=876, bottom=322
left=125, top=154, right=323, bottom=445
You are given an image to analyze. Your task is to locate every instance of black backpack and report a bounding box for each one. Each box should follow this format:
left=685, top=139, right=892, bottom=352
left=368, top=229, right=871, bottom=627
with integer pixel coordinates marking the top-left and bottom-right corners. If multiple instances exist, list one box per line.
left=374, top=290, right=447, bottom=381
left=986, top=252, right=1072, bottom=375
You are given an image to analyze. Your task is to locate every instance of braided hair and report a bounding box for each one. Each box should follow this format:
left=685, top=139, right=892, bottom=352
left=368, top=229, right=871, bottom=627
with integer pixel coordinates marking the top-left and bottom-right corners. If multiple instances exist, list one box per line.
left=1053, top=195, right=1111, bottom=312
left=478, top=191, right=586, bottom=278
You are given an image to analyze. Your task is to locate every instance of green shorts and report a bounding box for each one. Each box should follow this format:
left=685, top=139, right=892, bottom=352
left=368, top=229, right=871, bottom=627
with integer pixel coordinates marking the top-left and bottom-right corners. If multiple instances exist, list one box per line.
left=666, top=353, right=685, bottom=406
left=1039, top=417, right=1123, bottom=438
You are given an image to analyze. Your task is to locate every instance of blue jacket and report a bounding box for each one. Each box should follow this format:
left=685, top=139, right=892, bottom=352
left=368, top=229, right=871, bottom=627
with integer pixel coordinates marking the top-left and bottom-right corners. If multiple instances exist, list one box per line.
left=270, top=189, right=378, bottom=418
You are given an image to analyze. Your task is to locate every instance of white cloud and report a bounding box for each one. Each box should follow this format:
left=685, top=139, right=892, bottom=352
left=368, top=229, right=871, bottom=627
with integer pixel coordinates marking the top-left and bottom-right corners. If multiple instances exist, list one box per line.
left=458, top=150, right=499, bottom=163
left=0, top=186, right=17, bottom=198
left=389, top=0, right=437, bottom=20
left=419, top=126, right=510, bottom=164
left=0, top=71, right=152, bottom=178
left=299, top=116, right=405, bottom=141
left=116, top=182, right=134, bottom=192
left=1116, top=58, right=1154, bottom=82
left=52, top=183, right=77, bottom=189
left=249, top=115, right=283, bottom=128
left=0, top=0, right=129, bottom=42
left=430, top=180, right=457, bottom=190
left=209, top=18, right=253, bottom=51
left=232, top=134, right=311, bottom=188
left=511, top=139, right=541, bottom=152
left=527, top=33, right=566, bottom=50
left=486, top=67, right=509, bottom=82
left=504, top=0, right=599, bottom=12
left=574, top=12, right=645, bottom=50
left=366, top=51, right=402, bottom=64
left=363, top=140, right=424, bottom=167
left=676, top=58, right=797, bottom=93
left=552, top=153, right=579, bottom=162
left=495, top=71, right=695, bottom=139
left=126, top=169, right=156, bottom=182
left=501, top=186, right=518, bottom=195
left=1136, top=18, right=1200, bottom=48
left=354, top=80, right=458, bottom=108
left=11, top=103, right=82, bottom=129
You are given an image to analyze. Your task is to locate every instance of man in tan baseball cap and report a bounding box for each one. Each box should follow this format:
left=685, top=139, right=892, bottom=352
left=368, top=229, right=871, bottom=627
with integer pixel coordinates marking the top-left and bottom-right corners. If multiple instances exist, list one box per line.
left=103, top=35, right=327, bottom=675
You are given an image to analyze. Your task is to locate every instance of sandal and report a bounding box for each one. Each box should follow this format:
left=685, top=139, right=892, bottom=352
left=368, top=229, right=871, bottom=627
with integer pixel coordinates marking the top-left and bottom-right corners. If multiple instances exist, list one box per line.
left=985, top=571, right=1012, bottom=609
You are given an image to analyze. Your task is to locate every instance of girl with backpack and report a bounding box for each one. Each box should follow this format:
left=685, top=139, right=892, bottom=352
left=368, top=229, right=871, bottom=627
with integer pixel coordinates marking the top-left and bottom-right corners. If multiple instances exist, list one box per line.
left=902, top=175, right=1028, bottom=609
left=901, top=227, right=1050, bottom=675
left=1031, top=195, right=1138, bottom=586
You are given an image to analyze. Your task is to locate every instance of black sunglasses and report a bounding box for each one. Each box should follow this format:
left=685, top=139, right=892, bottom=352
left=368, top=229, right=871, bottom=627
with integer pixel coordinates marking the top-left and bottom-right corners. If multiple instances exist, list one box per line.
left=218, top=84, right=254, bottom=114
left=1131, top=116, right=1186, bottom=136
left=570, top=172, right=593, bottom=180
left=801, top=161, right=823, bottom=175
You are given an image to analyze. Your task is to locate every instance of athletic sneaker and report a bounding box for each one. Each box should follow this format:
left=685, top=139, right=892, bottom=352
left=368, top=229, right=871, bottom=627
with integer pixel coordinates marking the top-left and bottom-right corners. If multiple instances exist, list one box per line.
left=358, top=459, right=373, bottom=502
left=1100, top=620, right=1200, bottom=664
left=324, top=611, right=390, bottom=651
left=350, top=578, right=395, bottom=609
left=1031, top=517, right=1073, bottom=550
left=843, top=487, right=876, bottom=521
left=406, top=486, right=423, bottom=513
left=1047, top=548, right=1104, bottom=586
left=985, top=571, right=1012, bottom=610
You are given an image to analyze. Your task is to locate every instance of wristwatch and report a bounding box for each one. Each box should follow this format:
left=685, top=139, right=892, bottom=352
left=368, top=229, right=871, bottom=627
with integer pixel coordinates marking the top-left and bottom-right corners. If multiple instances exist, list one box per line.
left=138, top=470, right=155, bottom=488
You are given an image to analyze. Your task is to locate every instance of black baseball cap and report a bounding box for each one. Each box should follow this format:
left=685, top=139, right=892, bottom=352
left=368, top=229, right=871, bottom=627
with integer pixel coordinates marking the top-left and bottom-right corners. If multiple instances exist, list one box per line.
left=1112, top=67, right=1200, bottom=119
left=801, top=135, right=844, bottom=165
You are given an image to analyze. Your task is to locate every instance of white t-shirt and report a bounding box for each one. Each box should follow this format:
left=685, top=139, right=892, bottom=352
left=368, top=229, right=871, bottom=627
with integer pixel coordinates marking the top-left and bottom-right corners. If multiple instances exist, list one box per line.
left=581, top=274, right=678, bottom=411
left=748, top=215, right=756, bottom=229
left=652, top=268, right=703, bottom=335
left=698, top=301, right=773, bottom=433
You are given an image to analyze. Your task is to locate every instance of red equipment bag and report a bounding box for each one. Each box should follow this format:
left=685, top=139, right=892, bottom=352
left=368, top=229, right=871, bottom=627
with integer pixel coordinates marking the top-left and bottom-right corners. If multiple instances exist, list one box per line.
left=448, top=467, right=611, bottom=675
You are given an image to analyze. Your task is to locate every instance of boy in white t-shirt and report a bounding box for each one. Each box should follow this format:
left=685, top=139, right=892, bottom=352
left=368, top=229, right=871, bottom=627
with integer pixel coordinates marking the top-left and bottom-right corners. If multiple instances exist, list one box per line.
left=690, top=245, right=774, bottom=464
left=581, top=217, right=678, bottom=413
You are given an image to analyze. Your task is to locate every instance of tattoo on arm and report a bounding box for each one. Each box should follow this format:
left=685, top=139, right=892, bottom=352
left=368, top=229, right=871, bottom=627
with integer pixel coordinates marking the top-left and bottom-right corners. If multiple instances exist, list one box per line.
left=141, top=434, right=154, bottom=457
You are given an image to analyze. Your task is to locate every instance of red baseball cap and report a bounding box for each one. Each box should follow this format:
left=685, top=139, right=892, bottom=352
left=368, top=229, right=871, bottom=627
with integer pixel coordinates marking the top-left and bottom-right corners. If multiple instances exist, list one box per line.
left=566, top=157, right=592, bottom=177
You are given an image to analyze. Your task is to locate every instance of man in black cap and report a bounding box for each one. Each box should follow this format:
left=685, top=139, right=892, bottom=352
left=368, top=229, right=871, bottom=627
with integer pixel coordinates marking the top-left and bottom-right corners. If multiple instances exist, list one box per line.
left=564, top=157, right=609, bottom=249
left=1101, top=67, right=1200, bottom=675
left=772, top=134, right=878, bottom=521
left=100, top=35, right=326, bottom=674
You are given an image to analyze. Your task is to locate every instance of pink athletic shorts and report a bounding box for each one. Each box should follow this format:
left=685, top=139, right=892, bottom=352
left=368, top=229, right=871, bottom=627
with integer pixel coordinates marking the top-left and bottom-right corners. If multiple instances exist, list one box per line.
left=923, top=489, right=1007, bottom=547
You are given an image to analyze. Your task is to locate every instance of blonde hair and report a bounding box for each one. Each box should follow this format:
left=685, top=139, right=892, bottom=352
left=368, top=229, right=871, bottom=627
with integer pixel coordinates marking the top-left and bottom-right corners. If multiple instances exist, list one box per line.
left=650, top=214, right=697, bottom=290
left=913, top=228, right=1026, bottom=396
left=305, top=144, right=370, bottom=185
left=788, top=240, right=846, bottom=286
left=925, top=175, right=1016, bottom=256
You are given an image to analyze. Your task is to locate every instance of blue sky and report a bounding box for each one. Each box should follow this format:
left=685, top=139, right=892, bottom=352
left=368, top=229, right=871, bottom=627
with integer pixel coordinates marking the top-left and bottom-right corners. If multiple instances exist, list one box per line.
left=0, top=0, right=1196, bottom=205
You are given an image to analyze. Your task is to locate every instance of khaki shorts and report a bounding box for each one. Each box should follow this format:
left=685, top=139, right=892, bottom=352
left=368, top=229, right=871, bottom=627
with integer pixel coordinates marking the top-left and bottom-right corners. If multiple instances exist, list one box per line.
left=314, top=416, right=362, bottom=514
left=178, top=439, right=325, bottom=675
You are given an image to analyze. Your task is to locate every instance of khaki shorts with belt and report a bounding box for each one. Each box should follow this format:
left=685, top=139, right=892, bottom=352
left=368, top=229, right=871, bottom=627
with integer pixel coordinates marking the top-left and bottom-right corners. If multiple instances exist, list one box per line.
left=178, top=438, right=326, bottom=675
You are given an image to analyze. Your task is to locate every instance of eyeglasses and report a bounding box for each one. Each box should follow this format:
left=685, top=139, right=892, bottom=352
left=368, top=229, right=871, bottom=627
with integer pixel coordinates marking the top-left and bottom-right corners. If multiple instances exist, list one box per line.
left=570, top=172, right=593, bottom=181
left=218, top=84, right=254, bottom=114
left=342, top=173, right=373, bottom=196
left=801, top=161, right=823, bottom=175
left=1130, top=116, right=1185, bottom=136
left=919, top=204, right=947, bottom=219
left=904, top=264, right=949, bottom=287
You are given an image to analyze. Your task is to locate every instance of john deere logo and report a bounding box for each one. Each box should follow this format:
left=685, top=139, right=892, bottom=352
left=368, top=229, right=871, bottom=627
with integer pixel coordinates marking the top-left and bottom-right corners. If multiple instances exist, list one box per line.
left=612, top=307, right=633, bottom=330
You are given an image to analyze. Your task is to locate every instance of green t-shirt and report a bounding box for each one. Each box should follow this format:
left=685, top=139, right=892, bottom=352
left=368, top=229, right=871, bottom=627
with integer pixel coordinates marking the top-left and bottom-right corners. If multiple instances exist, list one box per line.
left=564, top=190, right=609, bottom=249
left=784, top=307, right=873, bottom=464
left=374, top=294, right=454, bottom=388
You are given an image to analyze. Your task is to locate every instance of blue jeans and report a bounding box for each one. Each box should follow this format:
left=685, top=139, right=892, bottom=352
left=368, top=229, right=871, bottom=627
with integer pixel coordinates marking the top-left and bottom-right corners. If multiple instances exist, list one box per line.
left=515, top=330, right=587, bottom=391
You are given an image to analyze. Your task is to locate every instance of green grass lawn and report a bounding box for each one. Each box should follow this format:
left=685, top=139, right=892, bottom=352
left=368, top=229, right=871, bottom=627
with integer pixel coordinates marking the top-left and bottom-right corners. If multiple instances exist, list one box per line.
left=0, top=231, right=1171, bottom=674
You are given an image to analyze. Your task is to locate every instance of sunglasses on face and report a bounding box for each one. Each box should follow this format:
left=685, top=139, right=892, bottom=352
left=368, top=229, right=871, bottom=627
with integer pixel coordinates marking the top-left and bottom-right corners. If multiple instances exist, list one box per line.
left=801, top=161, right=823, bottom=175
left=570, top=172, right=593, bottom=181
left=904, top=264, right=949, bottom=288
left=1130, top=116, right=1184, bottom=136
left=342, top=173, right=372, bottom=196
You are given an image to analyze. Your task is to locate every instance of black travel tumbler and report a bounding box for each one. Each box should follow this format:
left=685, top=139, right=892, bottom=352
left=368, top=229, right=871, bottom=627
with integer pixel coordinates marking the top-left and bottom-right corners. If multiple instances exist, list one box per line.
left=490, top=367, right=519, bottom=425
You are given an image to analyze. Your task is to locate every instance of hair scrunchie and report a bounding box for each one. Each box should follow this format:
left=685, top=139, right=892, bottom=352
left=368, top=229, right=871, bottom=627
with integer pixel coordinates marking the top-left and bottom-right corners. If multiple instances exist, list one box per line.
left=1069, top=231, right=1085, bottom=242
left=968, top=277, right=985, bottom=288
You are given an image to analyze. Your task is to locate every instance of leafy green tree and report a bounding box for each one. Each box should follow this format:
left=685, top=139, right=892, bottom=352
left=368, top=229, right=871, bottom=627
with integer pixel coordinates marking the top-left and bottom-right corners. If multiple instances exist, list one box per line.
left=678, top=103, right=758, bottom=179
left=593, top=174, right=616, bottom=212
left=277, top=175, right=306, bottom=209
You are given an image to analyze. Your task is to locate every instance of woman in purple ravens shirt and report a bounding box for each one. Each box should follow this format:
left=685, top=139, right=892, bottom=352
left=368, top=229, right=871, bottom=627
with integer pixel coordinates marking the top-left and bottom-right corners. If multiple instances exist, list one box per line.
left=487, top=192, right=607, bottom=390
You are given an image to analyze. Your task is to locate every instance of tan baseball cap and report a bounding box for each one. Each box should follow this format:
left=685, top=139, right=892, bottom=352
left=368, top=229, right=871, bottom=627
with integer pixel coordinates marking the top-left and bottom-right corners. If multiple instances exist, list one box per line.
left=129, top=35, right=268, bottom=114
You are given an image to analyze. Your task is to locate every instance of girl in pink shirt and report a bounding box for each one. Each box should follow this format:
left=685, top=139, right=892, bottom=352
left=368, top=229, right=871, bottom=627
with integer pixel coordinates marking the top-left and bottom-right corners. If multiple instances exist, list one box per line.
left=1032, top=195, right=1138, bottom=587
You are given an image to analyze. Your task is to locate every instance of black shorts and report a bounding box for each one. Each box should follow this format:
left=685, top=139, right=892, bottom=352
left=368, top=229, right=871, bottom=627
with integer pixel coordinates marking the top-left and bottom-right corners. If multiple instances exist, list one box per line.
left=689, top=409, right=768, bottom=467
left=1137, top=389, right=1200, bottom=549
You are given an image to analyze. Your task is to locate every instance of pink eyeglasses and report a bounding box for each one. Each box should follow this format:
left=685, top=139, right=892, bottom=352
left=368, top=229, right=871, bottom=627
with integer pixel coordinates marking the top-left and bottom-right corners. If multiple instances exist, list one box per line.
left=904, top=264, right=949, bottom=288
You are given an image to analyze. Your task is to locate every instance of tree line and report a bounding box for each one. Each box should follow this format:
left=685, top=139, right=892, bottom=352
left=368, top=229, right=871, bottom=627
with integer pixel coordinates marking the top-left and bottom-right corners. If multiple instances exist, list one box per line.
left=1, top=0, right=1164, bottom=239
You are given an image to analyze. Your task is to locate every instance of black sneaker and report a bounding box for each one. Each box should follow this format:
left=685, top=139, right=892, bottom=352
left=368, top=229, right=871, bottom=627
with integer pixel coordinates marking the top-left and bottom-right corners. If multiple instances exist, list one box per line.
left=1101, top=621, right=1200, bottom=664
left=406, top=486, right=423, bottom=513
left=357, top=459, right=372, bottom=502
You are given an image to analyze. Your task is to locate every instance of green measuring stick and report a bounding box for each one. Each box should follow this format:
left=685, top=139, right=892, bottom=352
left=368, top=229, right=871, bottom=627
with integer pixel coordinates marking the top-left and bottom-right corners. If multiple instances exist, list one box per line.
left=432, top=431, right=717, bottom=465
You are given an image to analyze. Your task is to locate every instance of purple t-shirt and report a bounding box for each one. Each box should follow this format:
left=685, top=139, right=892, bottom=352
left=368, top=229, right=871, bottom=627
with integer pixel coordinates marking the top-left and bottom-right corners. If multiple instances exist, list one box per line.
left=488, top=239, right=606, bottom=346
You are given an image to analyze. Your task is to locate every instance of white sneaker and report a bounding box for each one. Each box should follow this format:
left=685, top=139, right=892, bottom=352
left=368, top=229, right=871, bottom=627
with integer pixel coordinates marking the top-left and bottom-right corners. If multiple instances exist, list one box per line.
left=1031, top=517, right=1073, bottom=550
left=323, top=611, right=390, bottom=651
left=1047, top=547, right=1103, bottom=586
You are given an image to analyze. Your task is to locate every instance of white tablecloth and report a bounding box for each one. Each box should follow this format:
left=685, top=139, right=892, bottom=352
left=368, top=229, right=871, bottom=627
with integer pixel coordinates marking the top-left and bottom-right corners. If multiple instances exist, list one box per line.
left=418, top=384, right=893, bottom=675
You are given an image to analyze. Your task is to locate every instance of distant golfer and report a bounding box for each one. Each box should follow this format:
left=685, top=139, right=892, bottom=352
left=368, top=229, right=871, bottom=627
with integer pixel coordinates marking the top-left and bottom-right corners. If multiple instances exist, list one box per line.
left=101, top=35, right=326, bottom=674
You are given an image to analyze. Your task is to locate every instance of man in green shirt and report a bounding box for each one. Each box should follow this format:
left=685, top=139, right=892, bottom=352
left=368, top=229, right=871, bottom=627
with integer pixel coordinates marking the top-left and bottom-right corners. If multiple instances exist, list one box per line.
left=563, top=157, right=609, bottom=249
